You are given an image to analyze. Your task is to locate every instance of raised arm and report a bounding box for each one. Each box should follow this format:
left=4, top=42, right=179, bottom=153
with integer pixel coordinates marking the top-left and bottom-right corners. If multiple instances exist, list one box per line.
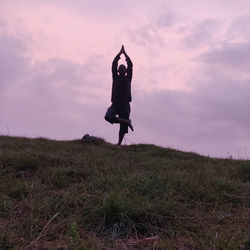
left=123, top=47, right=133, bottom=80
left=112, top=48, right=122, bottom=77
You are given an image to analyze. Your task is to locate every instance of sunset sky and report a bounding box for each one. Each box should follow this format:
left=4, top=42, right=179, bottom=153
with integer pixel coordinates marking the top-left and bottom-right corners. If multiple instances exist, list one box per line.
left=1, top=0, right=250, bottom=158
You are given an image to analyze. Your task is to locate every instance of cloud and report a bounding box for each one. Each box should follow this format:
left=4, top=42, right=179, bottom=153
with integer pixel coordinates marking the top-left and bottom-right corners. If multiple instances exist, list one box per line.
left=9, top=0, right=143, bottom=20
left=0, top=18, right=6, bottom=29
left=227, top=14, right=250, bottom=41
left=0, top=33, right=109, bottom=139
left=127, top=22, right=164, bottom=48
left=0, top=35, right=29, bottom=90
left=183, top=19, right=219, bottom=48
left=156, top=11, right=178, bottom=30
left=126, top=10, right=182, bottom=53
left=133, top=79, right=250, bottom=157
left=200, top=43, right=250, bottom=66
left=197, top=42, right=250, bottom=82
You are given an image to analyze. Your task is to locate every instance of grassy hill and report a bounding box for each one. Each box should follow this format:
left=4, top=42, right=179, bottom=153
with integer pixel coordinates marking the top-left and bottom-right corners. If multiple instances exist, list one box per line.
left=0, top=135, right=249, bottom=249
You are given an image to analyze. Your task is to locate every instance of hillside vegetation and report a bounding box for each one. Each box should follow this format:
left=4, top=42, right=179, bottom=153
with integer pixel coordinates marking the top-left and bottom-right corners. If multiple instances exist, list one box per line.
left=0, top=135, right=249, bottom=249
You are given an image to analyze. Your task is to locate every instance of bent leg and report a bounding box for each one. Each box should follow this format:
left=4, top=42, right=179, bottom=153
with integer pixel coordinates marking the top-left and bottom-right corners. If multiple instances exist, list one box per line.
left=104, top=105, right=118, bottom=124
left=105, top=105, right=133, bottom=130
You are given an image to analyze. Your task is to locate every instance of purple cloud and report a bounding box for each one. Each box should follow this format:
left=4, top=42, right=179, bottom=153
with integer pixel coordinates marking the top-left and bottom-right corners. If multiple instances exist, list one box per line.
left=0, top=33, right=109, bottom=139
left=227, top=14, right=250, bottom=40
left=183, top=19, right=219, bottom=48
left=199, top=42, right=250, bottom=71
left=0, top=35, right=29, bottom=90
left=156, top=11, right=177, bottom=30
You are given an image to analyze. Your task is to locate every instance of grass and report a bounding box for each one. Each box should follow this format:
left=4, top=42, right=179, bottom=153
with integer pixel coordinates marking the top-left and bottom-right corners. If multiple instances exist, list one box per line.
left=0, top=135, right=249, bottom=249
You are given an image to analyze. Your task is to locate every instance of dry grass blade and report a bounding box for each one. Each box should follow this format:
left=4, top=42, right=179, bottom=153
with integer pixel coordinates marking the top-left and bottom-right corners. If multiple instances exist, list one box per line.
left=25, top=212, right=60, bottom=249
left=118, top=236, right=160, bottom=247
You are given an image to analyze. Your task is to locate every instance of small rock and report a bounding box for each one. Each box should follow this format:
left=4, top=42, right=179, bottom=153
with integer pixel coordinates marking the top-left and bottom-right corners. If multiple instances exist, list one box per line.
left=81, top=134, right=105, bottom=145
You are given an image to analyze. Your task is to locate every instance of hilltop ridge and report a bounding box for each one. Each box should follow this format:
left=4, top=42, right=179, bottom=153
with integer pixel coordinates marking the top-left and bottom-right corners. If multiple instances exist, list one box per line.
left=0, top=135, right=249, bottom=249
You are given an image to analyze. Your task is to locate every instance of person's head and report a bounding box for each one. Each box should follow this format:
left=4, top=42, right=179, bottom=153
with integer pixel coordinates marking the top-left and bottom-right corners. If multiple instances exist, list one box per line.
left=118, top=64, right=127, bottom=76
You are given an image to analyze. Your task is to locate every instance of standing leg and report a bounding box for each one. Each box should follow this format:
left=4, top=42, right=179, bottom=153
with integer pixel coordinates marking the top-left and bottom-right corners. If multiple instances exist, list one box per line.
left=117, top=103, right=132, bottom=145
left=118, top=131, right=125, bottom=146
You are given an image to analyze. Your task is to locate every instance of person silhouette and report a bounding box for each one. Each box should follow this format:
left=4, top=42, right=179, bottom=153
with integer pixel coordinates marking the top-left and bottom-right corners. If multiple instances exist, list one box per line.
left=105, top=45, right=134, bottom=145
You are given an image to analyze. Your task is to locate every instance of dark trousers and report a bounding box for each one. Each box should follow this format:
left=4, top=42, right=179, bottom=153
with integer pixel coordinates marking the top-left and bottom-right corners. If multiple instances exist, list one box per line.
left=105, top=102, right=130, bottom=134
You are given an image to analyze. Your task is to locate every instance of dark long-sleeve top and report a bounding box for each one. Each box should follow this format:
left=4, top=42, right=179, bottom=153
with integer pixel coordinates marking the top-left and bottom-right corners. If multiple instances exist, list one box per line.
left=111, top=54, right=133, bottom=103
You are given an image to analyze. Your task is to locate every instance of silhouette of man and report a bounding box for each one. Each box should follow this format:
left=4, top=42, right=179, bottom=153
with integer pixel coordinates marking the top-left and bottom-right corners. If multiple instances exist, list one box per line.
left=105, top=45, right=133, bottom=145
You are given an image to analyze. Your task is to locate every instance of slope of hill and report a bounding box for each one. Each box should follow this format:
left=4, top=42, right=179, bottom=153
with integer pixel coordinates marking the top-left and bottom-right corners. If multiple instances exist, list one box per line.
left=0, top=135, right=249, bottom=249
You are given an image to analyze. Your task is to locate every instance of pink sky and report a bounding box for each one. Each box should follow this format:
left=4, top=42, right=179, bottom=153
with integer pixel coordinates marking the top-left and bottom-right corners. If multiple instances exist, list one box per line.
left=1, top=0, right=250, bottom=158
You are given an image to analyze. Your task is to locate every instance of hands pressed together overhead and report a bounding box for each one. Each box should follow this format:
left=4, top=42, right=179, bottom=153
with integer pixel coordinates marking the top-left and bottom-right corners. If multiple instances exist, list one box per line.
left=119, top=45, right=129, bottom=58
